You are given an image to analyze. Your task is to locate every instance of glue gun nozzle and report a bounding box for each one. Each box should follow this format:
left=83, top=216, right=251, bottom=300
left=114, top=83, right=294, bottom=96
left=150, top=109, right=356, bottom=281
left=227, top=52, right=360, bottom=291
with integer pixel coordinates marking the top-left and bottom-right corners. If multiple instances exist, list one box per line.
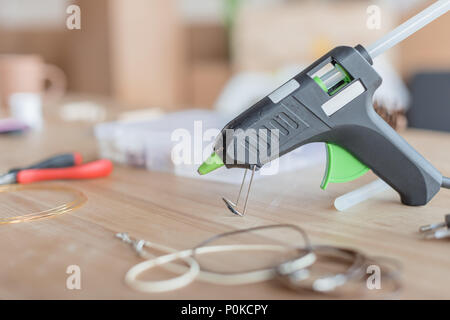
left=197, top=153, right=224, bottom=175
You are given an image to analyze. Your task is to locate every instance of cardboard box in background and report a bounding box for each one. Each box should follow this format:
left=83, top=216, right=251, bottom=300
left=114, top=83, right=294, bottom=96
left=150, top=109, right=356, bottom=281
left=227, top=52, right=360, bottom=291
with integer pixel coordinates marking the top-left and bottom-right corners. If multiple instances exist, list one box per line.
left=232, top=1, right=399, bottom=72
left=65, top=0, right=111, bottom=96
left=108, top=0, right=186, bottom=110
left=184, top=23, right=231, bottom=109
left=69, top=0, right=230, bottom=110
left=186, top=23, right=229, bottom=62
left=187, top=61, right=230, bottom=109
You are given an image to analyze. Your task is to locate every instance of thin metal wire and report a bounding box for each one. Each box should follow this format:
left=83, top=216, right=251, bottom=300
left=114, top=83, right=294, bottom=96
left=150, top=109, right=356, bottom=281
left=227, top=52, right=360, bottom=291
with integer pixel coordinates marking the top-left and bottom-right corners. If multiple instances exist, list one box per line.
left=234, top=168, right=248, bottom=207
left=117, top=224, right=316, bottom=292
left=0, top=184, right=87, bottom=225
left=193, top=224, right=314, bottom=275
left=118, top=224, right=403, bottom=296
left=222, top=166, right=256, bottom=216
left=242, top=166, right=255, bottom=215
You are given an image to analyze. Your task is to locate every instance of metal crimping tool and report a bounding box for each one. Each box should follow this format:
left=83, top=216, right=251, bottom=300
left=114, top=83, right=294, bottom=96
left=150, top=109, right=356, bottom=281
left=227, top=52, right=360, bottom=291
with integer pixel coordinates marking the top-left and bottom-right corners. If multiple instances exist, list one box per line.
left=420, top=214, right=450, bottom=240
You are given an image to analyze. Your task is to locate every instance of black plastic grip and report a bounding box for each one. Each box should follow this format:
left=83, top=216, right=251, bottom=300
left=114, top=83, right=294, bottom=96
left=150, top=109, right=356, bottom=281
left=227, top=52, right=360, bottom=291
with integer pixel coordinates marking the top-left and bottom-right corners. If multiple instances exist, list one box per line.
left=9, top=153, right=82, bottom=174
left=331, top=109, right=442, bottom=205
left=320, top=47, right=443, bottom=205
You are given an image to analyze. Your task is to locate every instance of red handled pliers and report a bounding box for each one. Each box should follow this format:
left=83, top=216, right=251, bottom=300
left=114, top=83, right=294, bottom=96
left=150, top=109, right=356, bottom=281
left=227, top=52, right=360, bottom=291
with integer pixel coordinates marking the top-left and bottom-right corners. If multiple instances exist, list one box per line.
left=0, top=152, right=113, bottom=185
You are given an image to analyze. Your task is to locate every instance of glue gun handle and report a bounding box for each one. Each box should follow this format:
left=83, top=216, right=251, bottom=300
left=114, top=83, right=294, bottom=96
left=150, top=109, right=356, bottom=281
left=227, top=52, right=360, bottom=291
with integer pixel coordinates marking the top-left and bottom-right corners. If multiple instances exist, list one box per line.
left=334, top=108, right=442, bottom=206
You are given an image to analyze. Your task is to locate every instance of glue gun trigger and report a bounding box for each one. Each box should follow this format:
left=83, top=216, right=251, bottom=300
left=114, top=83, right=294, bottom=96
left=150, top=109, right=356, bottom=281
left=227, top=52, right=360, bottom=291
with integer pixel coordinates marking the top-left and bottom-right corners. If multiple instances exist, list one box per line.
left=320, top=143, right=370, bottom=190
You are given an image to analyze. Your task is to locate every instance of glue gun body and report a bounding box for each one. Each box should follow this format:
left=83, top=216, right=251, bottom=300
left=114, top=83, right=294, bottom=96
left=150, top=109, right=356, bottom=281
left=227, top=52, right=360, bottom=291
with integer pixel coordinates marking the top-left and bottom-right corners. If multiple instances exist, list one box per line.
left=211, top=45, right=443, bottom=206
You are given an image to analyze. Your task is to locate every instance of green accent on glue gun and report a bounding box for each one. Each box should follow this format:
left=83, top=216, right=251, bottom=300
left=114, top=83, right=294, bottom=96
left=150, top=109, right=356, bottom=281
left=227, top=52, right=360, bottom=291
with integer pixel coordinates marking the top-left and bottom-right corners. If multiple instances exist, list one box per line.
left=198, top=153, right=224, bottom=175
left=335, top=63, right=352, bottom=83
left=313, top=76, right=328, bottom=92
left=321, top=143, right=370, bottom=190
left=313, top=63, right=352, bottom=96
left=327, top=64, right=352, bottom=95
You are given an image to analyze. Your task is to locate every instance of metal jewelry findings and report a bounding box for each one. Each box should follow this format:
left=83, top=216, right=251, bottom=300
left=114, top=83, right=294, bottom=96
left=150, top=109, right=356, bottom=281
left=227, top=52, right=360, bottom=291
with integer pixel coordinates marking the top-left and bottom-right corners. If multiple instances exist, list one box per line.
left=275, top=245, right=367, bottom=294
left=419, top=214, right=450, bottom=240
left=115, top=224, right=317, bottom=293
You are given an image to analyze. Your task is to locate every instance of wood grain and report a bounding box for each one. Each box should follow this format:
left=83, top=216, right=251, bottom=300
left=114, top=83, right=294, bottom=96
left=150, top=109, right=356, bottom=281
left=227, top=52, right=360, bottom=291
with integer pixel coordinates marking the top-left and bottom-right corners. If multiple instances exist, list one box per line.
left=1, top=119, right=450, bottom=299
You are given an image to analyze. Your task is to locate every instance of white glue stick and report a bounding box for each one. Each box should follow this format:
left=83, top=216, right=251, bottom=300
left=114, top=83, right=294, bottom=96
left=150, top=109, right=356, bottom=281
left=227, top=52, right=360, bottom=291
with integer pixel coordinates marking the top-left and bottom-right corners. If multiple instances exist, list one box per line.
left=334, top=179, right=391, bottom=212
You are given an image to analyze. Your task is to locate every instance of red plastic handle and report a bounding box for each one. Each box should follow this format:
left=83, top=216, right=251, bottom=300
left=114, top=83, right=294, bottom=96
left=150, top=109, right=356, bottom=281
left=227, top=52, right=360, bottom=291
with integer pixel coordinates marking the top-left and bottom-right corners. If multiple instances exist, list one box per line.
left=73, top=152, right=83, bottom=166
left=17, top=159, right=113, bottom=184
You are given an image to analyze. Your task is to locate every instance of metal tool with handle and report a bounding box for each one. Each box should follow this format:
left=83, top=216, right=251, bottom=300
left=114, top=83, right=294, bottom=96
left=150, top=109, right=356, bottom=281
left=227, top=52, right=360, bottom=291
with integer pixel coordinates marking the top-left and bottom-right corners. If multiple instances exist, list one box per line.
left=0, top=153, right=113, bottom=185
left=16, top=159, right=113, bottom=184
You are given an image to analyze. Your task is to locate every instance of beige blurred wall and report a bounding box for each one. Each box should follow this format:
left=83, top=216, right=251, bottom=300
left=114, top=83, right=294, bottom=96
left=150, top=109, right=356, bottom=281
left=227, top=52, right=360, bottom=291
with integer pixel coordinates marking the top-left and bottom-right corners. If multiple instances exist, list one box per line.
left=0, top=0, right=229, bottom=109
left=232, top=1, right=399, bottom=72
left=0, top=0, right=111, bottom=96
left=0, top=0, right=69, bottom=89
left=1, top=0, right=448, bottom=110
left=0, top=0, right=189, bottom=109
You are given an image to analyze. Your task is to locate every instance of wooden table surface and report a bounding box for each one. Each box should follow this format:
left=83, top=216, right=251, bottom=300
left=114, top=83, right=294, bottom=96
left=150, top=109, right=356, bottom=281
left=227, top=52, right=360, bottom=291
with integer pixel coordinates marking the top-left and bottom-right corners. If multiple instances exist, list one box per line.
left=1, top=115, right=450, bottom=299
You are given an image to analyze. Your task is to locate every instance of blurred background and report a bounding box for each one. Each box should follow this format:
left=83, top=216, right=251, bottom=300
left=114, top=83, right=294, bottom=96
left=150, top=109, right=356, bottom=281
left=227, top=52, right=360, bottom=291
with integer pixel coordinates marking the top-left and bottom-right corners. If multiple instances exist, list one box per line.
left=1, top=0, right=449, bottom=107
left=0, top=0, right=449, bottom=178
